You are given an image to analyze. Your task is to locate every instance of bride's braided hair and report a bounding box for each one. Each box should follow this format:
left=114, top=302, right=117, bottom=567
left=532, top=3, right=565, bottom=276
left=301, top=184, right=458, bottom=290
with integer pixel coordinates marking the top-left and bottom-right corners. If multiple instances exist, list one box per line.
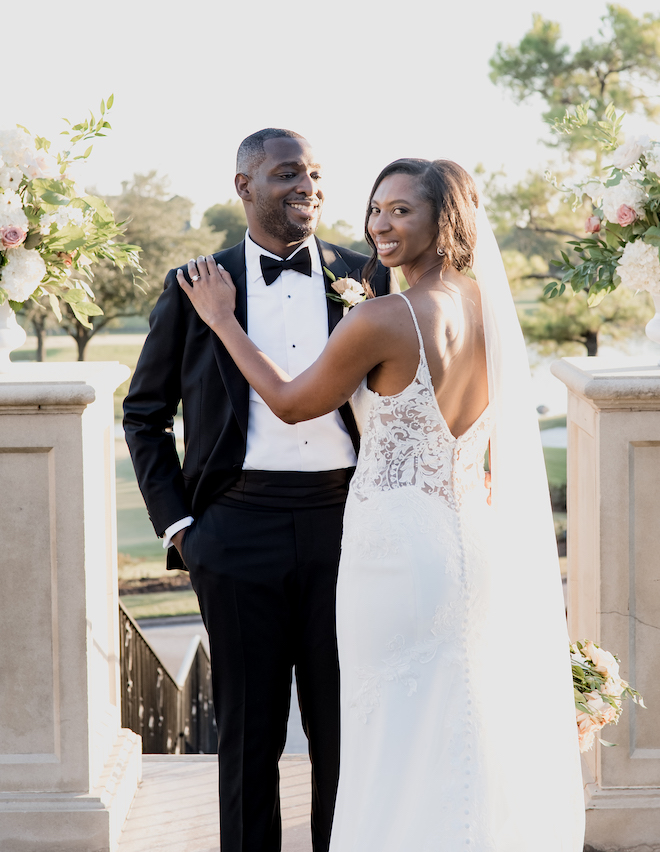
left=361, top=158, right=479, bottom=290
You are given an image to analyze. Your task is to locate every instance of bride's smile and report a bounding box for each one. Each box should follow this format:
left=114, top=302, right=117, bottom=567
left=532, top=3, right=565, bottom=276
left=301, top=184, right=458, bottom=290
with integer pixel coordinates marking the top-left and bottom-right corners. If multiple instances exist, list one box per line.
left=367, top=173, right=438, bottom=275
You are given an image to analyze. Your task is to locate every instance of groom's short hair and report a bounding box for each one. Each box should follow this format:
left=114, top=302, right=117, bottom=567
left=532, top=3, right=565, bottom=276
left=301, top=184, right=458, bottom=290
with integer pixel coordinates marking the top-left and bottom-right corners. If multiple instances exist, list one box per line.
left=237, top=128, right=305, bottom=175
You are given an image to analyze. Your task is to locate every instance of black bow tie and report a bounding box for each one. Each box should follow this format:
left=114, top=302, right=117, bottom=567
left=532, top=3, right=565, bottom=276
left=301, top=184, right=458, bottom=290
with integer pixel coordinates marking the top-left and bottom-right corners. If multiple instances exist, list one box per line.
left=260, top=247, right=312, bottom=286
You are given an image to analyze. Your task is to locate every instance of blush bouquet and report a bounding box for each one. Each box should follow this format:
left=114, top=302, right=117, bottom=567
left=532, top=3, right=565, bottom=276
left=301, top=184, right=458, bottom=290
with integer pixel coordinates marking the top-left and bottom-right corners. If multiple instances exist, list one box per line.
left=570, top=639, right=644, bottom=753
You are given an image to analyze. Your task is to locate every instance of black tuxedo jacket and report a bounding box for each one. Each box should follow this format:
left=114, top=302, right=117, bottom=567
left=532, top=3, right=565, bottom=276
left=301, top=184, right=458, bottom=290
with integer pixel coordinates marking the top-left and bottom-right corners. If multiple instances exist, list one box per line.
left=123, top=238, right=392, bottom=568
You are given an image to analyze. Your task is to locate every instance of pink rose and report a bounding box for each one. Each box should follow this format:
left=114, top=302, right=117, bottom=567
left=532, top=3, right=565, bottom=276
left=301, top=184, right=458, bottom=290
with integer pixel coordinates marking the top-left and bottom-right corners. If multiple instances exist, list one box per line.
left=0, top=225, right=27, bottom=249
left=585, top=216, right=601, bottom=234
left=617, top=205, right=637, bottom=226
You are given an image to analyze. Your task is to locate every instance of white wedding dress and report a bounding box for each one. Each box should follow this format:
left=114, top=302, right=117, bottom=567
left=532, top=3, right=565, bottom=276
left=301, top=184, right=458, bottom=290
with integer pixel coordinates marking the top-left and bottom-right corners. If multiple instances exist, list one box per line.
left=329, top=293, right=584, bottom=852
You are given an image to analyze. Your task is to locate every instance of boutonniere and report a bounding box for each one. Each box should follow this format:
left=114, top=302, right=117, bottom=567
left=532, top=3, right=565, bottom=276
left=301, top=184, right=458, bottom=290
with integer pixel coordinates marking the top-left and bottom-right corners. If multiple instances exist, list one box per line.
left=324, top=266, right=366, bottom=309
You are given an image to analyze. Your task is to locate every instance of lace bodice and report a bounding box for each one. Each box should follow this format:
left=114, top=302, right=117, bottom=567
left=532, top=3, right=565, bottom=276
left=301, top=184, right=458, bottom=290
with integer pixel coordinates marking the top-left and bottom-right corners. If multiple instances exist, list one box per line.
left=350, top=293, right=491, bottom=510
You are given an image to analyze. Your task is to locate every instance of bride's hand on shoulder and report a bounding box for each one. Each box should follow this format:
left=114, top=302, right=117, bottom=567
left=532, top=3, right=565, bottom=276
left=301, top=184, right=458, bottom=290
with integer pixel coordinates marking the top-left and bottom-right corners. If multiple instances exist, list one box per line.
left=177, top=255, right=236, bottom=331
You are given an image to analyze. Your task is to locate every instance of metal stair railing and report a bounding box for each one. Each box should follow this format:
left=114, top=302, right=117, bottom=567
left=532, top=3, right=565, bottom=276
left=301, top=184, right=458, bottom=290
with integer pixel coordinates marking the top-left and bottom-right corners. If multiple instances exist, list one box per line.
left=119, top=599, right=217, bottom=754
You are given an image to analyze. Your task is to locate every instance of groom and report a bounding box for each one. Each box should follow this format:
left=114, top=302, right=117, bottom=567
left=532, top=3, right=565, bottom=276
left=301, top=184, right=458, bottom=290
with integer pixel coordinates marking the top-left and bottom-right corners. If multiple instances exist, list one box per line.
left=123, top=128, right=393, bottom=852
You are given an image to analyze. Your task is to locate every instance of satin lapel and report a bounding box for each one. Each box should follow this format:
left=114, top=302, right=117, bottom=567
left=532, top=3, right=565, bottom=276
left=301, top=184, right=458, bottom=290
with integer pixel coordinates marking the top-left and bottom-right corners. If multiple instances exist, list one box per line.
left=210, top=242, right=249, bottom=439
left=317, top=238, right=354, bottom=335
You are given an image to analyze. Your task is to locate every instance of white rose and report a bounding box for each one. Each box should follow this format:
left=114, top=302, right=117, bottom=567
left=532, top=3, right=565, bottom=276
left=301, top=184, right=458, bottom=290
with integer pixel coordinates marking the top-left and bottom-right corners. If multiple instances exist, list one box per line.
left=612, top=136, right=652, bottom=170
left=602, top=178, right=646, bottom=224
left=602, top=677, right=626, bottom=698
left=583, top=641, right=621, bottom=677
left=0, top=246, right=47, bottom=302
left=331, top=276, right=365, bottom=307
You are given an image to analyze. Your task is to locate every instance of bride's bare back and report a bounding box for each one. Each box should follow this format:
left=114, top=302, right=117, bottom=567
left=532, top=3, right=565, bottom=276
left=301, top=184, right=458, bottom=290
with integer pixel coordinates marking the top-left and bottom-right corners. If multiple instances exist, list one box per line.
left=367, top=271, right=488, bottom=439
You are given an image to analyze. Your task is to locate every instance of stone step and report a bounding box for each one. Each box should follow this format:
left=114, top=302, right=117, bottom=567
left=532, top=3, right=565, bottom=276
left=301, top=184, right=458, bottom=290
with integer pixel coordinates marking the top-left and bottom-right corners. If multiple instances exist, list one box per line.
left=117, top=754, right=311, bottom=852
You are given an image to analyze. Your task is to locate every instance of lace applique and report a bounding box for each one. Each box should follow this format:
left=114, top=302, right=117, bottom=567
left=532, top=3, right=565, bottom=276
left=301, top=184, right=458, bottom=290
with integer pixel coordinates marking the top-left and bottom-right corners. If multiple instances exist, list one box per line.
left=350, top=597, right=469, bottom=723
left=349, top=296, right=491, bottom=511
left=351, top=632, right=445, bottom=723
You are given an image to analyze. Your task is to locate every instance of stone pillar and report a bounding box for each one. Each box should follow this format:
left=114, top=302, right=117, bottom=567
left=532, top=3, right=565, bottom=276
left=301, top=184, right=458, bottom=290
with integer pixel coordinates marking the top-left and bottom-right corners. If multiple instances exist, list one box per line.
left=0, top=363, right=142, bottom=852
left=552, top=355, right=660, bottom=852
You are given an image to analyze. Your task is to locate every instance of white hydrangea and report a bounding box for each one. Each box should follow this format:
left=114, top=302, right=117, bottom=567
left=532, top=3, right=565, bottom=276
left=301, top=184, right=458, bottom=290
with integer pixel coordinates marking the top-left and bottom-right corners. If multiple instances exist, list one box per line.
left=0, top=129, right=37, bottom=171
left=0, top=189, right=28, bottom=229
left=39, top=205, right=84, bottom=235
left=617, top=240, right=660, bottom=295
left=602, top=178, right=647, bottom=224
left=0, top=128, right=57, bottom=180
left=23, top=150, right=59, bottom=180
left=0, top=246, right=46, bottom=301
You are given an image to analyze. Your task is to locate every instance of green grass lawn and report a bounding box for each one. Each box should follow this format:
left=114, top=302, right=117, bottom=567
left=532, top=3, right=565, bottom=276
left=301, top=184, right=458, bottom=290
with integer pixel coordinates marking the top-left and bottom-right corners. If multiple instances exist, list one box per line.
left=120, top=590, right=200, bottom=620
left=539, top=415, right=567, bottom=431
left=543, top=447, right=567, bottom=488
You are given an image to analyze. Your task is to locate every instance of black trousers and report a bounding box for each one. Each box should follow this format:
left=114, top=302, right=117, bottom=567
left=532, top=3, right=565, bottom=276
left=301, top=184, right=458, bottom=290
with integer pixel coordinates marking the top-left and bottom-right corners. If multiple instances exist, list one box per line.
left=183, top=480, right=346, bottom=852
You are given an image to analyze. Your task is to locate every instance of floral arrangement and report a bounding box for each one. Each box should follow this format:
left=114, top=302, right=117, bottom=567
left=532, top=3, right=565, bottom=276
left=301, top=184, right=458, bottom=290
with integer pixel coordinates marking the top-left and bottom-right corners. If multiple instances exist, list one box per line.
left=0, top=96, right=141, bottom=327
left=571, top=639, right=644, bottom=753
left=545, top=103, right=660, bottom=307
left=324, top=266, right=367, bottom=309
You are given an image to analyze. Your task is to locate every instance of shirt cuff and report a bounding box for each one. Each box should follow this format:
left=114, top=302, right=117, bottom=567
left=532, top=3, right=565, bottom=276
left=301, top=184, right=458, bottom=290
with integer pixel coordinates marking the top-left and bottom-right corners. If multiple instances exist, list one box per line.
left=162, top=516, right=194, bottom=549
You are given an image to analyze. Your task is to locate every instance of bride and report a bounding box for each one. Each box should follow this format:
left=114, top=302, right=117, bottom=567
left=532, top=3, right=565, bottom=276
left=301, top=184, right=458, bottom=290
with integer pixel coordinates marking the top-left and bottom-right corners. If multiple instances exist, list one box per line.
left=177, top=158, right=585, bottom=851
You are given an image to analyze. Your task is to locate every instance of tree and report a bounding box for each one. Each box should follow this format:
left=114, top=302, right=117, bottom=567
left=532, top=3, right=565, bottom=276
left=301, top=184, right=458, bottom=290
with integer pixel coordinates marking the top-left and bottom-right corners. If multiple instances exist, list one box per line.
left=61, top=173, right=214, bottom=359
left=202, top=200, right=247, bottom=250
left=18, top=296, right=56, bottom=362
left=316, top=219, right=369, bottom=254
left=490, top=4, right=660, bottom=160
left=519, top=286, right=652, bottom=357
left=486, top=4, right=660, bottom=355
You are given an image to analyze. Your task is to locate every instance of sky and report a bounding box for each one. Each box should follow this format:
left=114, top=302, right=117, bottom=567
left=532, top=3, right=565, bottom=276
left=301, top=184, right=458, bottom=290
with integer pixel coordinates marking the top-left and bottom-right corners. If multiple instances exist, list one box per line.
left=2, top=0, right=659, bottom=235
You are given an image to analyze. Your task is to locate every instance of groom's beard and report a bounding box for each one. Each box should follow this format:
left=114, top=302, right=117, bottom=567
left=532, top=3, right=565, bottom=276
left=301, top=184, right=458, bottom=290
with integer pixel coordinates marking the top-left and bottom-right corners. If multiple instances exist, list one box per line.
left=253, top=195, right=321, bottom=246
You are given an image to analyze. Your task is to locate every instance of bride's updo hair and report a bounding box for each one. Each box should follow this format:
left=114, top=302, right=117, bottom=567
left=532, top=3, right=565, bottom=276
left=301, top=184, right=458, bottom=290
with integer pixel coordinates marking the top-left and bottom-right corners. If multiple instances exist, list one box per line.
left=362, top=158, right=479, bottom=287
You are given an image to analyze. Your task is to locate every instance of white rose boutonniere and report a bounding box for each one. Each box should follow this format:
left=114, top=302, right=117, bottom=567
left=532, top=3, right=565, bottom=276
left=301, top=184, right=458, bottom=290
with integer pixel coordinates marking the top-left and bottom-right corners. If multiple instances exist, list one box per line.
left=324, top=266, right=366, bottom=310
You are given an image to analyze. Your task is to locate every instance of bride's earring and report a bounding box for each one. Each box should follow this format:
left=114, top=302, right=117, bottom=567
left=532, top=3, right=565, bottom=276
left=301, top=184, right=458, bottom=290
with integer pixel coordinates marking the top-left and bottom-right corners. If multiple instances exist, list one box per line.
left=437, top=247, right=445, bottom=256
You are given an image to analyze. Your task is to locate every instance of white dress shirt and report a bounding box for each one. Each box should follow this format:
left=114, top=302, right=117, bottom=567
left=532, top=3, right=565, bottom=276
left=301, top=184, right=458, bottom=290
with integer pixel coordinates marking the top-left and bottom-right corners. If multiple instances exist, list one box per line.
left=163, top=232, right=357, bottom=547
left=242, top=232, right=356, bottom=471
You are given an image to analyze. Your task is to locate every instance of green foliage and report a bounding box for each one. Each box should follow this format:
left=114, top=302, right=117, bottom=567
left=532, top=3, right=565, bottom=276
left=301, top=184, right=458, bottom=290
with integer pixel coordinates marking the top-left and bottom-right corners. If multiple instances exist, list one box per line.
left=520, top=285, right=651, bottom=356
left=202, top=199, right=247, bottom=250
left=60, top=172, right=215, bottom=359
left=316, top=219, right=369, bottom=254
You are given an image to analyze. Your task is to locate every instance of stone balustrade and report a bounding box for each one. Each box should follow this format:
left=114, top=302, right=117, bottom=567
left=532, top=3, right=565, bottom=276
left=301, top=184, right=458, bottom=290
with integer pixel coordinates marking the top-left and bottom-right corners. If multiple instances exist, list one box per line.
left=0, top=363, right=141, bottom=852
left=552, top=355, right=660, bottom=852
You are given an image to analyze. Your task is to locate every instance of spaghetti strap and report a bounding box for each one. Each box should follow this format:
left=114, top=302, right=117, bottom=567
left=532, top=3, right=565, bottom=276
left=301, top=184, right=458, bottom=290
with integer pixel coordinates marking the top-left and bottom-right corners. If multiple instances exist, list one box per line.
left=397, top=292, right=428, bottom=364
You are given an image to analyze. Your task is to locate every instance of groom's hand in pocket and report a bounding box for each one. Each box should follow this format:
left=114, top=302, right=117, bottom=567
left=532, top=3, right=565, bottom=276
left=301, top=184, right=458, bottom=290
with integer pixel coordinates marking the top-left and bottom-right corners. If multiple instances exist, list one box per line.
left=172, top=528, right=187, bottom=556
